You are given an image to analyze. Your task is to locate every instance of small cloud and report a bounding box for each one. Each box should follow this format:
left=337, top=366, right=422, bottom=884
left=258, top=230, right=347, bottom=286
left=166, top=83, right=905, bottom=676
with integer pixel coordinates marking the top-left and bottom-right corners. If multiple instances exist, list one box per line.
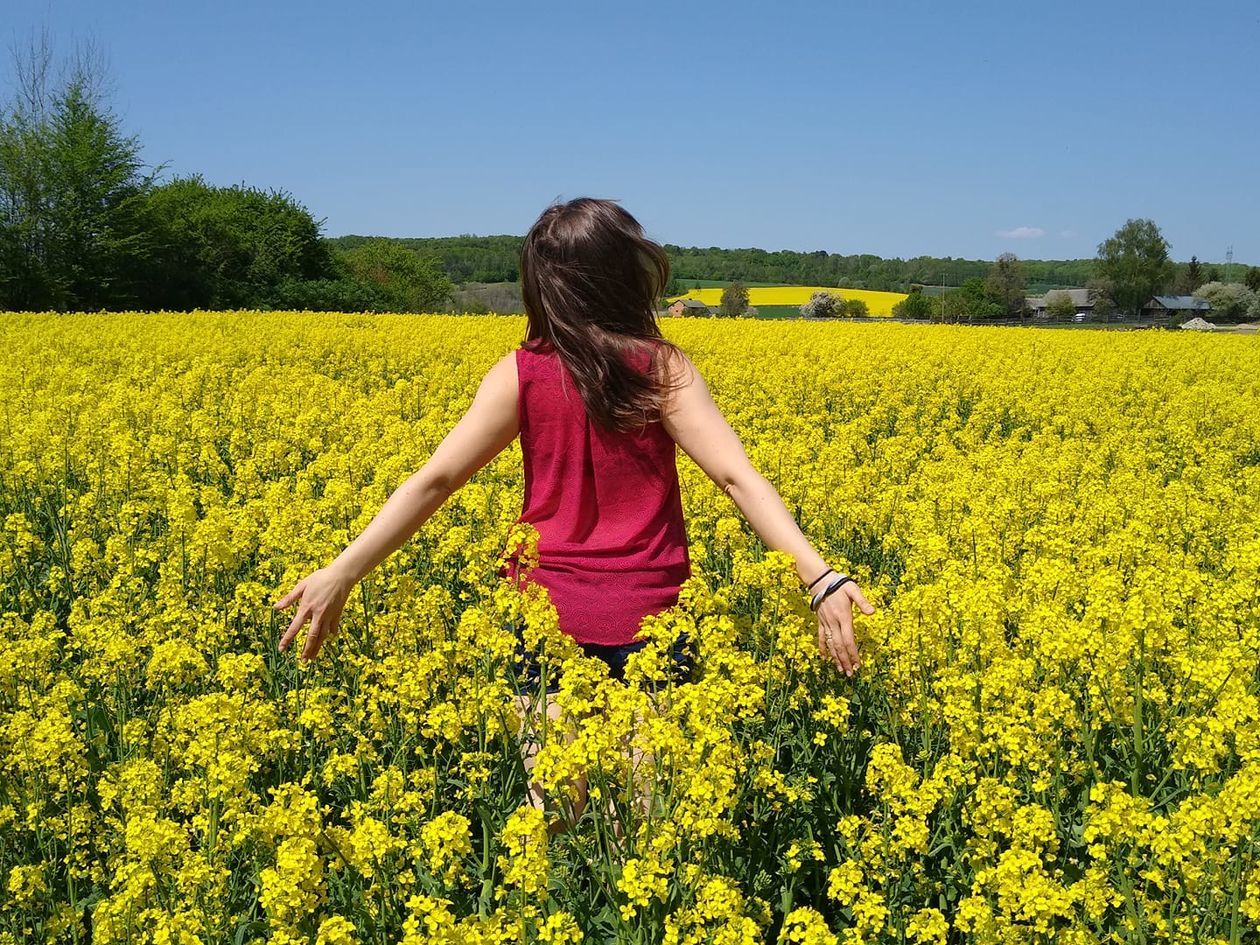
left=1059, top=229, right=1078, bottom=238
left=996, top=226, right=1045, bottom=239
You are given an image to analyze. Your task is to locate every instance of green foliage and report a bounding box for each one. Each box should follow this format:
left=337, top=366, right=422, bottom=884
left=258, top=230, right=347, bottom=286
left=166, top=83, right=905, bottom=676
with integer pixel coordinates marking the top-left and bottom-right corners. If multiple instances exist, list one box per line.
left=331, top=233, right=520, bottom=283
left=0, top=63, right=156, bottom=310
left=328, top=235, right=1129, bottom=295
left=1092, top=294, right=1117, bottom=318
left=1096, top=218, right=1174, bottom=317
left=141, top=175, right=336, bottom=309
left=1192, top=281, right=1257, bottom=322
left=986, top=253, right=1027, bottom=317
left=1086, top=276, right=1116, bottom=314
left=264, top=277, right=391, bottom=313
left=1245, top=267, right=1260, bottom=293
left=1175, top=255, right=1206, bottom=295
left=664, top=244, right=1096, bottom=293
left=335, top=238, right=454, bottom=313
left=942, top=277, right=1002, bottom=320
left=892, top=292, right=935, bottom=320
left=719, top=279, right=750, bottom=317
left=840, top=297, right=869, bottom=317
left=1044, top=290, right=1077, bottom=318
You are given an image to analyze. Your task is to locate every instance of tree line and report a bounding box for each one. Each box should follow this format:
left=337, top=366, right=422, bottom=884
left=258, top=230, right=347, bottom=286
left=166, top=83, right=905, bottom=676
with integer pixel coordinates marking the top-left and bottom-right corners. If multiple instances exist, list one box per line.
left=331, top=234, right=1250, bottom=302
left=888, top=220, right=1260, bottom=323
left=327, top=234, right=1107, bottom=293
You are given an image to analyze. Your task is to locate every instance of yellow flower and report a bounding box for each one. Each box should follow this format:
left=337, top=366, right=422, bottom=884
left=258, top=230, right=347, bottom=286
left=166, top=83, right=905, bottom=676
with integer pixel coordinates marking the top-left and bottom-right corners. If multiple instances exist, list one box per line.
left=497, top=805, right=550, bottom=897
left=315, top=915, right=357, bottom=945
left=419, top=811, right=473, bottom=886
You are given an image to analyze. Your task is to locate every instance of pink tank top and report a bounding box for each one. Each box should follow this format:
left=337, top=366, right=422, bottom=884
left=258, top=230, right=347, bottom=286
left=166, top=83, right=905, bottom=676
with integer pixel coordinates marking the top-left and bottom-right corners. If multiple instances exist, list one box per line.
left=497, top=337, right=692, bottom=646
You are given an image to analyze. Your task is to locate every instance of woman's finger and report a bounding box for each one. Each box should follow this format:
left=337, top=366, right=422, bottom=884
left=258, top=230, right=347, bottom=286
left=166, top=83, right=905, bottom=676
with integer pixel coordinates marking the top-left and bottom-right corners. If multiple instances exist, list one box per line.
left=273, top=578, right=306, bottom=610
left=279, top=606, right=309, bottom=652
left=838, top=605, right=860, bottom=672
left=819, top=620, right=841, bottom=670
left=821, top=619, right=845, bottom=673
left=836, top=607, right=856, bottom=676
left=300, top=616, right=325, bottom=663
left=849, top=584, right=875, bottom=615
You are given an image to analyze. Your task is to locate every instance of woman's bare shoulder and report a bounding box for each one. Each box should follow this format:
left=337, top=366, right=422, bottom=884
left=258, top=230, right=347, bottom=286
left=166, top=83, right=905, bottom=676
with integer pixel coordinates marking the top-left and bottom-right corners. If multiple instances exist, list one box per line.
left=655, top=342, right=699, bottom=386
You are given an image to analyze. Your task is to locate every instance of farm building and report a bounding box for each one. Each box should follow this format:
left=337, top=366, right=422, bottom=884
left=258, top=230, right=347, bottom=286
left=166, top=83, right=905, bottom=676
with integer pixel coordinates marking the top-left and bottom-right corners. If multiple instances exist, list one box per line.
left=1025, top=288, right=1093, bottom=318
left=667, top=298, right=713, bottom=317
left=1141, top=296, right=1212, bottom=320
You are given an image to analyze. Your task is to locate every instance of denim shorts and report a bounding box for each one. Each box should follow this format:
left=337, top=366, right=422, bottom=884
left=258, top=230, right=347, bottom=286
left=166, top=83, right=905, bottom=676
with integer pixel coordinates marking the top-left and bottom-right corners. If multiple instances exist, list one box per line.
left=509, top=622, right=695, bottom=696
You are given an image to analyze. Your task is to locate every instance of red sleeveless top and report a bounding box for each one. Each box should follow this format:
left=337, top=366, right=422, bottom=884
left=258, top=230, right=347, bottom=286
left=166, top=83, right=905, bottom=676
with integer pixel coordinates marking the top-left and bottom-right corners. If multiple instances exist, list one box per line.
left=497, top=337, right=692, bottom=645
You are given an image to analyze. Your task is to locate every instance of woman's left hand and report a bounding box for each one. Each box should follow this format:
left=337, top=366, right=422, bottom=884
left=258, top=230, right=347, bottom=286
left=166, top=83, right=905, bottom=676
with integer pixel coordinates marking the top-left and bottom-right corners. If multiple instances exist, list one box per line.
left=273, top=566, right=354, bottom=663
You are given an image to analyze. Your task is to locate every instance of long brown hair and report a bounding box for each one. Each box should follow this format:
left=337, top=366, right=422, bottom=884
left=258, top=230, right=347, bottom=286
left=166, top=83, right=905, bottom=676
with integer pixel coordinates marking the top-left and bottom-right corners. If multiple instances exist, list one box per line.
left=520, top=197, right=687, bottom=434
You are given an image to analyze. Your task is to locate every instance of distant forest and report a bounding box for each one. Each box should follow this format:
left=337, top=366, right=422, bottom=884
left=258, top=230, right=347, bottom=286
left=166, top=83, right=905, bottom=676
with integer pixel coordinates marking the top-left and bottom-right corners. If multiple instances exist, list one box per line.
left=330, top=234, right=1168, bottom=295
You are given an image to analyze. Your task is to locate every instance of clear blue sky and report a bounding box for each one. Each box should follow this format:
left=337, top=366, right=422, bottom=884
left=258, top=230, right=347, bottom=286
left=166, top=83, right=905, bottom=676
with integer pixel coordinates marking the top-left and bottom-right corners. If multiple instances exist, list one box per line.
left=5, top=0, right=1259, bottom=263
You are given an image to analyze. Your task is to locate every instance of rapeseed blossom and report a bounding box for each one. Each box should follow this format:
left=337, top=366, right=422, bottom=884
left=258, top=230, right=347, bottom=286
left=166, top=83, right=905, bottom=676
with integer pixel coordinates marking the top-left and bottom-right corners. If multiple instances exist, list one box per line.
left=0, top=311, right=1257, bottom=942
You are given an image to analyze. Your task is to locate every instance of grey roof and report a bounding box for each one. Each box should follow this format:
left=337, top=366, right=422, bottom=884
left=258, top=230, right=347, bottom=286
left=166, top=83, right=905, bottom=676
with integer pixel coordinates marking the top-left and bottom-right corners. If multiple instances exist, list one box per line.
left=1148, top=295, right=1211, bottom=311
left=676, top=299, right=709, bottom=308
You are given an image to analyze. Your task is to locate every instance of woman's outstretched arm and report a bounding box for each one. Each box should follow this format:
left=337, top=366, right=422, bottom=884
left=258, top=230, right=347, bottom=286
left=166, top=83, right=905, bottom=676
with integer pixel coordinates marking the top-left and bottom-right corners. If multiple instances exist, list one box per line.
left=274, top=349, right=520, bottom=661
left=659, top=348, right=873, bottom=676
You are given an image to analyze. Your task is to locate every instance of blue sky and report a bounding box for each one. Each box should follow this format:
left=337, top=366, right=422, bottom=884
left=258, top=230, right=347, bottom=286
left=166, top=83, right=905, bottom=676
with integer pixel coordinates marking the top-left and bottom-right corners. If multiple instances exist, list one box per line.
left=5, top=0, right=1258, bottom=262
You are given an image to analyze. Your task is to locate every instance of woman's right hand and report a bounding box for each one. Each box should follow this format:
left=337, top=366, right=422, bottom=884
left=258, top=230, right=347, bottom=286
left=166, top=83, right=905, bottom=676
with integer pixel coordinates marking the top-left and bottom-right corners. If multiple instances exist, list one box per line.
left=816, top=578, right=874, bottom=677
left=273, top=565, right=355, bottom=663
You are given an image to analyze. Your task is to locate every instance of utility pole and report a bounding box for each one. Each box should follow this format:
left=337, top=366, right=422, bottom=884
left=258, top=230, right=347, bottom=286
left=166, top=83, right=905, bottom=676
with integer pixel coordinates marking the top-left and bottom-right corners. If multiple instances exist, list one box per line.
left=1226, top=245, right=1234, bottom=283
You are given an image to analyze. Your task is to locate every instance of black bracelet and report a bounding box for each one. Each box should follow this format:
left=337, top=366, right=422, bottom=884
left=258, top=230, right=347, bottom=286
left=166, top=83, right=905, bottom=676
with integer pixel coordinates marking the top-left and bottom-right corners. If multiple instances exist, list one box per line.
left=811, top=574, right=854, bottom=612
left=806, top=568, right=834, bottom=591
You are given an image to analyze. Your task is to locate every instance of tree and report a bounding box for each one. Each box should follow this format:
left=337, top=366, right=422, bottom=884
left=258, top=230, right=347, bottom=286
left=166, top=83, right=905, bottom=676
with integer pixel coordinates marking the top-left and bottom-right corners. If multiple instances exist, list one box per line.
left=0, top=32, right=158, bottom=310
left=840, top=297, right=869, bottom=317
left=1044, top=289, right=1077, bottom=319
left=1086, top=276, right=1117, bottom=318
left=719, top=279, right=749, bottom=317
left=1193, top=281, right=1256, bottom=322
left=1245, top=267, right=1260, bottom=293
left=800, top=290, right=842, bottom=318
left=267, top=276, right=391, bottom=313
left=141, top=175, right=337, bottom=309
left=1175, top=255, right=1205, bottom=295
left=892, top=292, right=934, bottom=320
left=336, top=238, right=454, bottom=312
left=986, top=253, right=1026, bottom=319
left=1096, top=219, right=1173, bottom=318
left=943, top=277, right=1001, bottom=321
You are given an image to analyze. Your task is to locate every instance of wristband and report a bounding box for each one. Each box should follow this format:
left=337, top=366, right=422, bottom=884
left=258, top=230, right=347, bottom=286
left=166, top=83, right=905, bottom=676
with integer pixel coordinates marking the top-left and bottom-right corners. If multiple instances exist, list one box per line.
left=810, top=574, right=853, bottom=612
left=806, top=568, right=834, bottom=591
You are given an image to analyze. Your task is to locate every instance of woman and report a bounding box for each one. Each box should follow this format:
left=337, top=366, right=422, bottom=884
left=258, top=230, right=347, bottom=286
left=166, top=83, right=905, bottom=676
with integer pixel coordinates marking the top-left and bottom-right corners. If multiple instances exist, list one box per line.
left=273, top=196, right=874, bottom=841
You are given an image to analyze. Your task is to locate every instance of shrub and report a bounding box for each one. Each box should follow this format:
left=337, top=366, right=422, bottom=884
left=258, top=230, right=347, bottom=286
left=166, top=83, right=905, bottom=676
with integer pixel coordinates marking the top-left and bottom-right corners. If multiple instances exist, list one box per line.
left=1193, top=282, right=1257, bottom=322
left=800, top=291, right=843, bottom=318
left=1044, top=290, right=1077, bottom=319
left=892, top=292, right=934, bottom=320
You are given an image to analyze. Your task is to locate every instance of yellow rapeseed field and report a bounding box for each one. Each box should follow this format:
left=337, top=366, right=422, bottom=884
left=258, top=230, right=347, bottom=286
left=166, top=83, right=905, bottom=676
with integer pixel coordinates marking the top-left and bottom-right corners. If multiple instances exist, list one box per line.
left=671, top=286, right=909, bottom=315
left=1, top=311, right=1259, bottom=945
